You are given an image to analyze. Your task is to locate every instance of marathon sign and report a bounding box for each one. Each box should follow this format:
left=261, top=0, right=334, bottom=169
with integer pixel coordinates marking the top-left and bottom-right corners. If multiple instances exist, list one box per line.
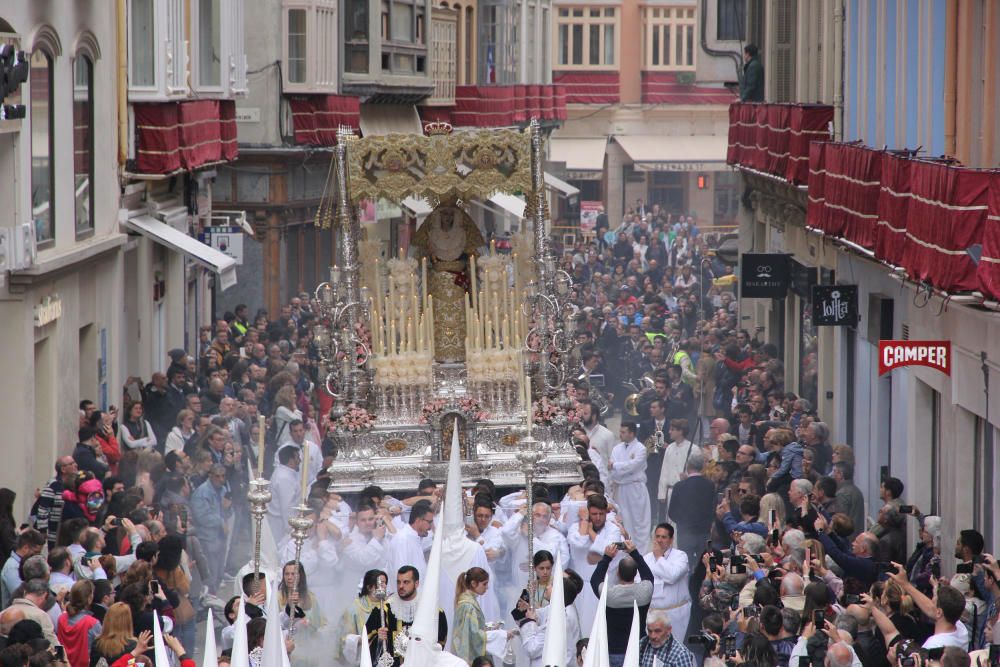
left=740, top=253, right=790, bottom=299
left=812, top=285, right=858, bottom=326
left=878, top=340, right=951, bottom=376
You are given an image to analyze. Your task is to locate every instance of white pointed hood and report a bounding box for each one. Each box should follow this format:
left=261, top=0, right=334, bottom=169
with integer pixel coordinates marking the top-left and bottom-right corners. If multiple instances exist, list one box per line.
left=541, top=552, right=566, bottom=667
left=152, top=610, right=169, bottom=667
left=229, top=597, right=250, bottom=667
left=410, top=503, right=445, bottom=643
left=622, top=602, right=640, bottom=667
left=582, top=574, right=610, bottom=667
left=203, top=609, right=220, bottom=667
left=262, top=577, right=291, bottom=667
left=359, top=630, right=374, bottom=667
left=442, top=422, right=467, bottom=540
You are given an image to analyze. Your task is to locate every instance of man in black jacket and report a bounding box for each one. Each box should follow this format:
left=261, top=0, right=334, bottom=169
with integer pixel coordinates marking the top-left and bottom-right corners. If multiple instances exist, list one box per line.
left=72, top=426, right=109, bottom=479
left=739, top=44, right=764, bottom=102
left=667, top=452, right=716, bottom=565
left=591, top=540, right=654, bottom=666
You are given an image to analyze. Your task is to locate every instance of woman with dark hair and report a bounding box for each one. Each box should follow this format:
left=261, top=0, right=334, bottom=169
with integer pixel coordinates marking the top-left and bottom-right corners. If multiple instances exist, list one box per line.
left=278, top=561, right=325, bottom=636
left=739, top=632, right=777, bottom=667
left=117, top=580, right=172, bottom=637
left=118, top=403, right=156, bottom=453
left=452, top=567, right=501, bottom=664
left=153, top=535, right=194, bottom=652
left=512, top=550, right=554, bottom=622
left=339, top=570, right=393, bottom=665
left=0, top=489, right=17, bottom=563
left=800, top=581, right=831, bottom=634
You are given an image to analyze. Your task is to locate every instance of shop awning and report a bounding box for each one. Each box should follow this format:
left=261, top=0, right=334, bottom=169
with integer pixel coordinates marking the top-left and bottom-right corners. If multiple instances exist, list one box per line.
left=544, top=172, right=580, bottom=198
left=549, top=137, right=607, bottom=178
left=614, top=134, right=729, bottom=172
left=489, top=193, right=526, bottom=219
left=359, top=103, right=423, bottom=136
left=125, top=215, right=237, bottom=290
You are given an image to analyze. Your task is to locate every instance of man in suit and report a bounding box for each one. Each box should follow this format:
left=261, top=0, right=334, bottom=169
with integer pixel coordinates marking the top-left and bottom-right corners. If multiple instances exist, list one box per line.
left=667, top=452, right=716, bottom=566
left=640, top=399, right=669, bottom=507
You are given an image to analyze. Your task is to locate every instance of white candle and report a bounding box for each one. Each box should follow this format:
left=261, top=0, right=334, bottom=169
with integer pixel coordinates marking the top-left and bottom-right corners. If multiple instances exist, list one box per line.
left=470, top=255, right=478, bottom=317
left=525, top=375, right=533, bottom=437
left=299, top=447, right=309, bottom=500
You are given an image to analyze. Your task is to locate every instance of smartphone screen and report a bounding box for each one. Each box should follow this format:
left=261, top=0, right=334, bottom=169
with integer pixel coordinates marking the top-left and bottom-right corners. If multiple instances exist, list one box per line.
left=813, top=609, right=825, bottom=628
left=769, top=509, right=777, bottom=527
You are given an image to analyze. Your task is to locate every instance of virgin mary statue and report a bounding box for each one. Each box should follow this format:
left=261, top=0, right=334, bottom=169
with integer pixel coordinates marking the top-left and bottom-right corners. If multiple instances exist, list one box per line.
left=411, top=199, right=484, bottom=363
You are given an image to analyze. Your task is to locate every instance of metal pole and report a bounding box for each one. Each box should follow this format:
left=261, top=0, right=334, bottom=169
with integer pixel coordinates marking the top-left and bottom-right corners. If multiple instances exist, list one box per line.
left=286, top=503, right=315, bottom=638
left=247, top=478, right=272, bottom=596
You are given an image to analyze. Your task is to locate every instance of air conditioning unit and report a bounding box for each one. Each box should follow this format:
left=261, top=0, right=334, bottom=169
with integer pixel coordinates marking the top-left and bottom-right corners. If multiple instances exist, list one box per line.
left=0, top=228, right=10, bottom=272
left=13, top=222, right=36, bottom=270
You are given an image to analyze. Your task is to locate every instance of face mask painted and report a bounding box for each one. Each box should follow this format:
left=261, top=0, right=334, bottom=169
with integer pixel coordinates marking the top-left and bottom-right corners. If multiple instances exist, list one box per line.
left=86, top=494, right=104, bottom=511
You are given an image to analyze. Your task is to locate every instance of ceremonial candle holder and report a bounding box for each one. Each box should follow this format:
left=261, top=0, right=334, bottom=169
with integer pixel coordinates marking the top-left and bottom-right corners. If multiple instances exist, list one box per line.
left=516, top=432, right=544, bottom=610
left=286, top=502, right=315, bottom=638
left=247, top=478, right=272, bottom=595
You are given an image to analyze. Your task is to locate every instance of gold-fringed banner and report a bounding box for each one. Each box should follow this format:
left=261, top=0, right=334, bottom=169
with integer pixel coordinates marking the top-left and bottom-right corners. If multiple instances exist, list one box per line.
left=344, top=128, right=533, bottom=206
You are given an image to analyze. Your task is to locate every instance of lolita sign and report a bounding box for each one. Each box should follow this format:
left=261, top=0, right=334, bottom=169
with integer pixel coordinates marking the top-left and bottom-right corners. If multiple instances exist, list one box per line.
left=878, top=340, right=951, bottom=376
left=812, top=285, right=858, bottom=326
left=740, top=253, right=790, bottom=299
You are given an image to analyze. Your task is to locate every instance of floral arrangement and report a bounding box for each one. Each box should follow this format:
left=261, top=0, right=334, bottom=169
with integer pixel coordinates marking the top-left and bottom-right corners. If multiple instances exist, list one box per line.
left=532, top=396, right=579, bottom=427
left=420, top=397, right=490, bottom=423
left=336, top=404, right=376, bottom=432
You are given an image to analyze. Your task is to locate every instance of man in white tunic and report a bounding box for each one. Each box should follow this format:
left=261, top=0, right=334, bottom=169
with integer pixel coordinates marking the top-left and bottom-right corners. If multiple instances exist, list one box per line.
left=643, top=523, right=690, bottom=644
left=500, top=503, right=570, bottom=605
left=386, top=500, right=435, bottom=592
left=657, top=419, right=695, bottom=521
left=271, top=420, right=323, bottom=486
left=579, top=401, right=616, bottom=488
left=337, top=505, right=390, bottom=605
left=609, top=422, right=651, bottom=553
left=266, top=446, right=301, bottom=539
left=567, top=494, right=622, bottom=633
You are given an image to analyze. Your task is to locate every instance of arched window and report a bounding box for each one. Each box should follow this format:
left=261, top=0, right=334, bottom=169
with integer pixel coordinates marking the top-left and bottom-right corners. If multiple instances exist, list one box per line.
left=28, top=24, right=60, bottom=246
left=73, top=55, right=94, bottom=235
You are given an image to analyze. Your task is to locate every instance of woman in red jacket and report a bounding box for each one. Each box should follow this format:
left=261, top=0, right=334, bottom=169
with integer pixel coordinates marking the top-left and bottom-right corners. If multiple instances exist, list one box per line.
left=89, top=411, right=121, bottom=475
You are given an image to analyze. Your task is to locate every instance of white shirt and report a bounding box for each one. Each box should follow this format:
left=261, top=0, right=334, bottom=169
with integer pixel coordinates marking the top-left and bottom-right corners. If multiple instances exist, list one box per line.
left=658, top=439, right=693, bottom=500
left=386, top=523, right=428, bottom=592
left=644, top=548, right=690, bottom=609
left=520, top=603, right=581, bottom=667
left=500, top=513, right=570, bottom=587
left=586, top=423, right=616, bottom=483
left=267, top=463, right=301, bottom=539
left=922, top=622, right=970, bottom=650
left=273, top=438, right=323, bottom=486
left=567, top=520, right=622, bottom=580
left=610, top=439, right=647, bottom=485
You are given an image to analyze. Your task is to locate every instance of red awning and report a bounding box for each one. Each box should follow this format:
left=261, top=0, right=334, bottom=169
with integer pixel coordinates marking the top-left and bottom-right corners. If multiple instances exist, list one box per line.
left=899, top=160, right=990, bottom=293
left=874, top=152, right=913, bottom=267
left=641, top=72, right=736, bottom=105
left=807, top=142, right=881, bottom=249
left=553, top=71, right=620, bottom=105
left=427, top=85, right=566, bottom=128
left=134, top=100, right=239, bottom=174
left=980, top=175, right=1000, bottom=300
left=288, top=94, right=361, bottom=146
left=726, top=102, right=834, bottom=185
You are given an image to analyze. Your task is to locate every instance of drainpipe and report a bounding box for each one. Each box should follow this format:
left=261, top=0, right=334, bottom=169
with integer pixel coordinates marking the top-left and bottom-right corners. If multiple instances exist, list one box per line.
left=833, top=0, right=844, bottom=140
left=700, top=0, right=744, bottom=83
left=116, top=0, right=128, bottom=166
left=943, top=0, right=957, bottom=156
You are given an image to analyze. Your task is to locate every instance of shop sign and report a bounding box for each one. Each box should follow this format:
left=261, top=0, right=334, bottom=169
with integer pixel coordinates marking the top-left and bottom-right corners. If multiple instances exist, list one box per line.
left=579, top=201, right=602, bottom=232
left=740, top=253, right=790, bottom=298
left=202, top=226, right=244, bottom=264
left=34, top=295, right=62, bottom=327
left=812, top=285, right=858, bottom=326
left=879, top=340, right=951, bottom=376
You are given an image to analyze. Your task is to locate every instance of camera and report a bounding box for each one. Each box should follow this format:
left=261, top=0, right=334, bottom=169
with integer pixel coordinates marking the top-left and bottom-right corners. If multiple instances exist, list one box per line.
left=685, top=632, right=717, bottom=652
left=722, top=634, right=737, bottom=659
left=742, top=604, right=760, bottom=618
left=956, top=562, right=974, bottom=574
left=898, top=505, right=914, bottom=514
left=843, top=594, right=861, bottom=605
left=613, top=542, right=628, bottom=550
left=730, top=555, right=746, bottom=566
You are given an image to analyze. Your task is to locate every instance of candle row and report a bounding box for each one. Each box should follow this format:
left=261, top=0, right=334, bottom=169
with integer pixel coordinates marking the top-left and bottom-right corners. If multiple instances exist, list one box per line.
left=370, top=256, right=435, bottom=357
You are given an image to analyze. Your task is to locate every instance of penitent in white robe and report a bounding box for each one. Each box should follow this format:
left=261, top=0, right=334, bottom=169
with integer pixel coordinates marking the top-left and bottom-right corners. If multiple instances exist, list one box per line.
left=609, top=439, right=651, bottom=553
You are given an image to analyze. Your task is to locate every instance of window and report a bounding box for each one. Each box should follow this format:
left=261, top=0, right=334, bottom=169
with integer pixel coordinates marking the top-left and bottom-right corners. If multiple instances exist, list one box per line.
left=287, top=9, right=307, bottom=83
left=643, top=6, right=696, bottom=70
left=31, top=51, right=54, bottom=246
left=716, top=0, right=745, bottom=41
left=282, top=2, right=338, bottom=91
left=713, top=170, right=740, bottom=225
left=197, top=0, right=221, bottom=86
left=428, top=9, right=457, bottom=103
left=74, top=56, right=95, bottom=236
left=130, top=0, right=155, bottom=86
left=555, top=6, right=617, bottom=68
left=345, top=0, right=370, bottom=73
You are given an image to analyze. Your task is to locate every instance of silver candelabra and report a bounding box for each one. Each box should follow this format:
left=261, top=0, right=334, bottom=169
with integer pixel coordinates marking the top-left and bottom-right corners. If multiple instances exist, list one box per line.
left=523, top=119, right=578, bottom=405
left=286, top=502, right=315, bottom=638
left=313, top=126, right=372, bottom=416
left=247, top=478, right=272, bottom=596
left=516, top=431, right=545, bottom=610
